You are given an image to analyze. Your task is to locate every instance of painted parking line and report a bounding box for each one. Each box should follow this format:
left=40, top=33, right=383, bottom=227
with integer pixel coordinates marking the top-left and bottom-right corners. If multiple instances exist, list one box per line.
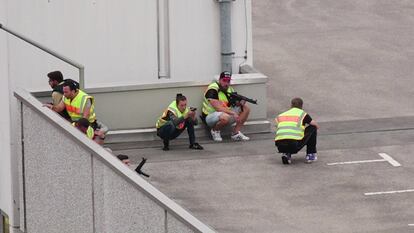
left=378, top=153, right=401, bottom=167
left=327, top=153, right=401, bottom=167
left=327, top=159, right=385, bottom=166
left=409, top=224, right=414, bottom=226
left=364, top=189, right=414, bottom=196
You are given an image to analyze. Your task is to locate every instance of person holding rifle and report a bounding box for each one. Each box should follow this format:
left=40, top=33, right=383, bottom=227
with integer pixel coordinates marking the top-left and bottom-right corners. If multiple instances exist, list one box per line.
left=156, top=93, right=204, bottom=151
left=202, top=71, right=251, bottom=142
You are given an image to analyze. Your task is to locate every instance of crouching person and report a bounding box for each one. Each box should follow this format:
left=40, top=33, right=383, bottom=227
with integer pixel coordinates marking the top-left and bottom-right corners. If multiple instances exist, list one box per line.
left=156, top=93, right=203, bottom=151
left=74, top=118, right=105, bottom=145
left=275, top=98, right=319, bottom=164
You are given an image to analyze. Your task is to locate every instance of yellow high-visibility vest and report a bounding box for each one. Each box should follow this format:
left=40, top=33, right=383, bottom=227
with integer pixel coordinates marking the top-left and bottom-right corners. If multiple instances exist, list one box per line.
left=63, top=90, right=96, bottom=123
left=72, top=122, right=95, bottom=139
left=156, top=100, right=189, bottom=129
left=202, top=82, right=234, bottom=115
left=275, top=108, right=307, bottom=141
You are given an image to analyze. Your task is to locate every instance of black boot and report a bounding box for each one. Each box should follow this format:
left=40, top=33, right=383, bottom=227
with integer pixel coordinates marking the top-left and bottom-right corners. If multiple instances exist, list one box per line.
left=162, top=139, right=169, bottom=151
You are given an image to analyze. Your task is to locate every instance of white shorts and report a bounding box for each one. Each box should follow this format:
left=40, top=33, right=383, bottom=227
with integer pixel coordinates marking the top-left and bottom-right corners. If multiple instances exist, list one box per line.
left=205, top=106, right=241, bottom=128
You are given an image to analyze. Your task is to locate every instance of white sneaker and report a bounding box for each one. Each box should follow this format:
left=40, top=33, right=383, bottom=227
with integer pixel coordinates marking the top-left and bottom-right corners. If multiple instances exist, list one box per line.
left=210, top=129, right=222, bottom=142
left=231, top=131, right=250, bottom=141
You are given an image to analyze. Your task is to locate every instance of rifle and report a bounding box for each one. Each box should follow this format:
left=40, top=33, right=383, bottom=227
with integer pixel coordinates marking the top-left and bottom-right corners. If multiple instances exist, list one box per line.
left=228, top=92, right=258, bottom=107
left=135, top=158, right=150, bottom=177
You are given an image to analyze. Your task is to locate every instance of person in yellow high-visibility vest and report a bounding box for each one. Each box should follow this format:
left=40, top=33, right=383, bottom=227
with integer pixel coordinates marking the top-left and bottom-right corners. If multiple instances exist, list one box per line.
left=44, top=80, right=98, bottom=129
left=275, top=97, right=320, bottom=164
left=73, top=118, right=105, bottom=145
left=201, top=71, right=250, bottom=142
left=156, top=93, right=203, bottom=151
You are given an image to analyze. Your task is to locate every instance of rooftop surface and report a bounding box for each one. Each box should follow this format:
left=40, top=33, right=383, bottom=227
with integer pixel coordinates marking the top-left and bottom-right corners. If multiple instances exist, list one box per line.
left=110, top=1, right=414, bottom=232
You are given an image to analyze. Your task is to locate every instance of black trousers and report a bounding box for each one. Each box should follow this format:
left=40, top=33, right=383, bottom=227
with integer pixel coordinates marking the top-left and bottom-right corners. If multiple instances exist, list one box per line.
left=157, top=119, right=196, bottom=145
left=275, top=125, right=317, bottom=154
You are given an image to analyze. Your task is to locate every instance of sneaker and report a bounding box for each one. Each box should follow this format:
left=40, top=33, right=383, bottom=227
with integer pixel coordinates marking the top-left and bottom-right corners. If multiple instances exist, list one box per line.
left=231, top=131, right=250, bottom=141
left=210, top=129, right=223, bottom=142
left=281, top=153, right=292, bottom=165
left=305, top=153, right=317, bottom=163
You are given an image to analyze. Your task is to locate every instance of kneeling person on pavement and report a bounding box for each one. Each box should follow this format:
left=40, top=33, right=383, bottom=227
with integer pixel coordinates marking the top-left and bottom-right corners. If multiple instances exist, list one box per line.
left=275, top=97, right=319, bottom=164
left=202, top=71, right=250, bottom=142
left=156, top=93, right=203, bottom=151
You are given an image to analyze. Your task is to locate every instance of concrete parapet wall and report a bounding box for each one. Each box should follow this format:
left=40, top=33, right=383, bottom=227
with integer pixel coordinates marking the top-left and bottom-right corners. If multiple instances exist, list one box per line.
left=15, top=89, right=216, bottom=233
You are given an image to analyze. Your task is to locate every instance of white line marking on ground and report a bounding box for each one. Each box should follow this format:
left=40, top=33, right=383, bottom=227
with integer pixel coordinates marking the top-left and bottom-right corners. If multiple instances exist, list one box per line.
left=364, top=189, right=414, bottom=196
left=327, top=153, right=401, bottom=167
left=408, top=224, right=414, bottom=226
left=327, top=159, right=385, bottom=166
left=378, top=153, right=401, bottom=167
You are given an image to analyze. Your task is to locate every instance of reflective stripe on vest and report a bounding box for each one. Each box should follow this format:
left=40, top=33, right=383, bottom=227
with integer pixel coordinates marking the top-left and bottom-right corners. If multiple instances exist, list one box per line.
left=63, top=90, right=96, bottom=123
left=202, top=82, right=234, bottom=115
left=275, top=108, right=306, bottom=141
left=156, top=100, right=189, bottom=129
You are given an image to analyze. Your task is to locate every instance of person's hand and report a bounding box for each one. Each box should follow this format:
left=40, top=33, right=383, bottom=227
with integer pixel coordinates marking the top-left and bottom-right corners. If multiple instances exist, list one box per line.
left=43, top=103, right=53, bottom=110
left=186, top=110, right=196, bottom=119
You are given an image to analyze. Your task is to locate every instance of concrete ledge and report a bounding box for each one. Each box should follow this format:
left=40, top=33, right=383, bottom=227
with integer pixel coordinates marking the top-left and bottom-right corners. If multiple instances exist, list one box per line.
left=105, top=120, right=271, bottom=144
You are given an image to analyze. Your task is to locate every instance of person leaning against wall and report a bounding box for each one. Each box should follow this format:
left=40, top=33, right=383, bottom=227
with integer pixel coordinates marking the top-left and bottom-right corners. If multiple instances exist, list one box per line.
left=73, top=117, right=105, bottom=145
left=44, top=79, right=108, bottom=141
left=201, top=71, right=250, bottom=142
left=156, top=93, right=204, bottom=151
left=274, top=97, right=320, bottom=165
left=46, top=70, right=71, bottom=121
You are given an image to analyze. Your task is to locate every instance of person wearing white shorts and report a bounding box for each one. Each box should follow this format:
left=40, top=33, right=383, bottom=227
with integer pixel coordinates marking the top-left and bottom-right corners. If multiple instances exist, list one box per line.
left=201, top=71, right=250, bottom=142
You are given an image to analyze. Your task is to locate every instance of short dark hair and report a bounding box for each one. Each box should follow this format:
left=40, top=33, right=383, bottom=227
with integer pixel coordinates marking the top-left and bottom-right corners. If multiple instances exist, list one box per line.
left=47, top=71, right=63, bottom=82
left=117, top=154, right=129, bottom=161
left=63, top=79, right=79, bottom=91
left=291, top=97, right=303, bottom=109
left=76, top=118, right=90, bottom=128
left=175, top=93, right=187, bottom=104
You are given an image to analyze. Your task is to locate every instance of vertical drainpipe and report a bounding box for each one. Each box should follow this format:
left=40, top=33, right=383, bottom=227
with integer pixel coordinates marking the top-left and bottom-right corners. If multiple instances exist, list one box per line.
left=157, top=0, right=170, bottom=79
left=218, top=0, right=234, bottom=73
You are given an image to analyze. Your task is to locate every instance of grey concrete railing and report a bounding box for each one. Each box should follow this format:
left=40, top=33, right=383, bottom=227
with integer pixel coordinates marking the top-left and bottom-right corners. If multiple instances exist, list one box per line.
left=0, top=23, right=85, bottom=89
left=14, top=88, right=216, bottom=233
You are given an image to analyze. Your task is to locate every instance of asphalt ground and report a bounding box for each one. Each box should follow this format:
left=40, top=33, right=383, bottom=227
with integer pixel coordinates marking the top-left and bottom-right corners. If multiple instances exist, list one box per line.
left=110, top=1, right=414, bottom=232
left=108, top=117, right=414, bottom=233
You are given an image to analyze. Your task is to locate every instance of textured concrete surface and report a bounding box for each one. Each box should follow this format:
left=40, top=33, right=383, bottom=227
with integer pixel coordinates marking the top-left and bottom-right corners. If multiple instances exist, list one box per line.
left=23, top=105, right=94, bottom=233
left=111, top=119, right=414, bottom=233
left=253, top=0, right=414, bottom=121
left=92, top=157, right=167, bottom=233
left=109, top=1, right=414, bottom=232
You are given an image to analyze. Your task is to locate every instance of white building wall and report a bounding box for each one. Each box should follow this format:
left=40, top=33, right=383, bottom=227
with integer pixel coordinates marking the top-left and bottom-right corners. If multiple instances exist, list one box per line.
left=4, top=0, right=252, bottom=90
left=0, top=0, right=14, bottom=227
left=0, top=0, right=253, bottom=228
left=6, top=0, right=159, bottom=90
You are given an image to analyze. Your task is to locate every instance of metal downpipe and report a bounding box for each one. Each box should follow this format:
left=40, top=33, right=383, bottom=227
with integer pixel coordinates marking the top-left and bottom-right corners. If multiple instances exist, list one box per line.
left=218, top=0, right=234, bottom=73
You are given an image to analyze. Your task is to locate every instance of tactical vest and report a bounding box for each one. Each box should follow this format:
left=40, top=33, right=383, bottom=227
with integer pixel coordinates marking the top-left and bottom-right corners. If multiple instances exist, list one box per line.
left=275, top=108, right=306, bottom=141
left=52, top=81, right=65, bottom=94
